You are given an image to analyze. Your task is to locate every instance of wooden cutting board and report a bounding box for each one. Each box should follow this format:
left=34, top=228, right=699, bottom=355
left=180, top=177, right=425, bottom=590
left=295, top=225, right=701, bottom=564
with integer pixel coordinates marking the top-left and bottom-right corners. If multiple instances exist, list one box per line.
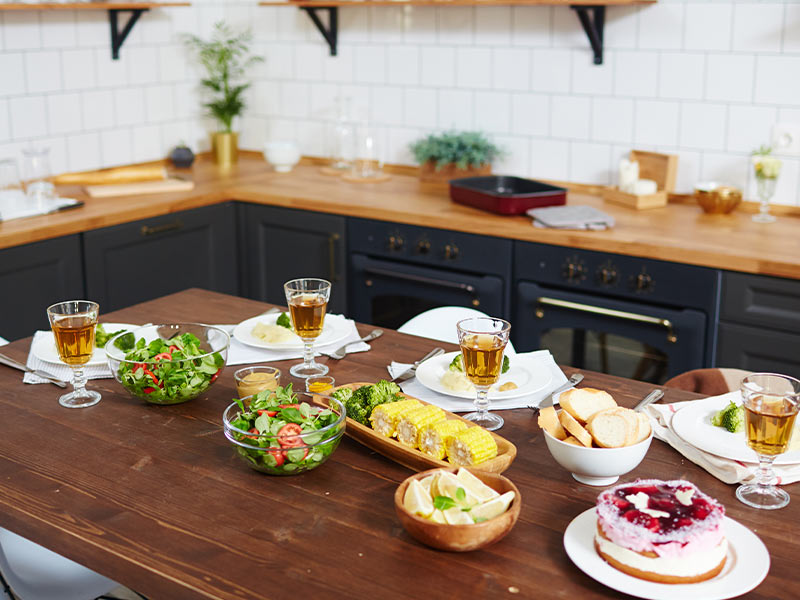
left=85, top=178, right=195, bottom=198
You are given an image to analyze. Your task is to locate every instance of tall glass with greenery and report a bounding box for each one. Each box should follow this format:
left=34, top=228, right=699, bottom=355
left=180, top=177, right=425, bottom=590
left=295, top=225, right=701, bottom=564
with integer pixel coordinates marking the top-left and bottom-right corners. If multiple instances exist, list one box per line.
left=751, top=145, right=782, bottom=224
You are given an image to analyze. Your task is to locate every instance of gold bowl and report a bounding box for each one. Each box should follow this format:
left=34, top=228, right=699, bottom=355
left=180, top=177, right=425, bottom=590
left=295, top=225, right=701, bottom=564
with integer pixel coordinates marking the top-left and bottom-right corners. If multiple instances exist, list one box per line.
left=695, top=183, right=742, bottom=214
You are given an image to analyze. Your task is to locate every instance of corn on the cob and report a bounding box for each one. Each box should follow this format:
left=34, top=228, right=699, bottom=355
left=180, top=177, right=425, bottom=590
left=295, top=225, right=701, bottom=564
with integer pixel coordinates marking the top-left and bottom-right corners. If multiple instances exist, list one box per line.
left=446, top=427, right=497, bottom=466
left=396, top=405, right=446, bottom=447
left=419, top=419, right=469, bottom=459
left=369, top=399, right=421, bottom=437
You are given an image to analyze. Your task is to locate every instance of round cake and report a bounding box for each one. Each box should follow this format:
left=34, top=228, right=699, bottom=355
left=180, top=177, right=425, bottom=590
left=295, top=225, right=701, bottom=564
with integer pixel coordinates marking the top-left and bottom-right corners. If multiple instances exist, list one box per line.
left=595, top=479, right=727, bottom=584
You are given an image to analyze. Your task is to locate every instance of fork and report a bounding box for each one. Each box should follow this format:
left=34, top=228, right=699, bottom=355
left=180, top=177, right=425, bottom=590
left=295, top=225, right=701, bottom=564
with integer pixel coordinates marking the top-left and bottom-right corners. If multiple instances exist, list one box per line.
left=324, top=329, right=383, bottom=360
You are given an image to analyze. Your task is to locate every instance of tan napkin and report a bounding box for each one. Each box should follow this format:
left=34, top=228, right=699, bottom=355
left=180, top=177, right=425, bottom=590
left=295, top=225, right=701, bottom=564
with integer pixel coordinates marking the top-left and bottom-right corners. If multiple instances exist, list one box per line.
left=646, top=397, right=800, bottom=485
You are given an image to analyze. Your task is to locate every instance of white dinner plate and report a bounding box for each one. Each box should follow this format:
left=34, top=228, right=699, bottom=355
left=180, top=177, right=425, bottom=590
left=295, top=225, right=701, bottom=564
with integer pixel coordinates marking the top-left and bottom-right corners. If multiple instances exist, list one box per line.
left=414, top=351, right=552, bottom=400
left=31, top=323, right=136, bottom=367
left=232, top=313, right=350, bottom=350
left=671, top=395, right=800, bottom=465
left=563, top=508, right=769, bottom=600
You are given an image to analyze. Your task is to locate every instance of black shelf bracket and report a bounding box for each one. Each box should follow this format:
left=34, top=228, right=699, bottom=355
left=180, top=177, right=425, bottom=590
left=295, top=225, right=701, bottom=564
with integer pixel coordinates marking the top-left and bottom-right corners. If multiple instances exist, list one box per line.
left=571, top=5, right=605, bottom=65
left=301, top=6, right=338, bottom=56
left=109, top=8, right=149, bottom=60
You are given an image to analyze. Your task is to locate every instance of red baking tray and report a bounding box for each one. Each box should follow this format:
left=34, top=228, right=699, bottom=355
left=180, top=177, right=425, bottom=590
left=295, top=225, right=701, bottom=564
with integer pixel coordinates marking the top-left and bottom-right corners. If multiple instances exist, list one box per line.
left=449, top=176, right=567, bottom=215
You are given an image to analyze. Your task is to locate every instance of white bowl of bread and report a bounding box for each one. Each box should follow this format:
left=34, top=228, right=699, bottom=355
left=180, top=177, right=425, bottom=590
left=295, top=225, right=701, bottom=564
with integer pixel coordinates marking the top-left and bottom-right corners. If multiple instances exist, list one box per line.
left=538, top=387, right=653, bottom=486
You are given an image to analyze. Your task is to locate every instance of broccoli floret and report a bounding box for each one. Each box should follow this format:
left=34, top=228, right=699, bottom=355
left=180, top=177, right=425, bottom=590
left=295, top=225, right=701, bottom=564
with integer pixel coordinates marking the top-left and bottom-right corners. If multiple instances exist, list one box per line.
left=331, top=387, right=353, bottom=404
left=372, top=380, right=401, bottom=404
left=449, top=355, right=463, bottom=372
left=502, top=355, right=510, bottom=374
left=276, top=312, right=292, bottom=329
left=711, top=401, right=745, bottom=433
left=344, top=398, right=369, bottom=425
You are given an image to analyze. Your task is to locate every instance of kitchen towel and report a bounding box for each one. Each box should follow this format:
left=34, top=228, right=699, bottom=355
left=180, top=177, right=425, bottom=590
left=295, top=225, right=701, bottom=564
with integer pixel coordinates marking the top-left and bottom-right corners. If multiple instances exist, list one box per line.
left=646, top=396, right=800, bottom=485
left=223, top=314, right=371, bottom=366
left=387, top=350, right=569, bottom=413
left=527, top=205, right=615, bottom=230
left=24, top=330, right=113, bottom=384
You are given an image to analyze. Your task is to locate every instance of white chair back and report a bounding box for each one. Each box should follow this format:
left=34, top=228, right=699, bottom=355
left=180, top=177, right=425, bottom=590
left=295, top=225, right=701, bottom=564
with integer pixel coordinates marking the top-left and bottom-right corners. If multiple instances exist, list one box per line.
left=397, top=306, right=516, bottom=354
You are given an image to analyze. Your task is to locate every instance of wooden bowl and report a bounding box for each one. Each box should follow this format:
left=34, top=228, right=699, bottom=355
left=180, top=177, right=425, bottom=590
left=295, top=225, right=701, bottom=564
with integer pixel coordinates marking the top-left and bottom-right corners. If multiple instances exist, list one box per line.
left=695, top=185, right=742, bottom=214
left=394, top=468, right=521, bottom=552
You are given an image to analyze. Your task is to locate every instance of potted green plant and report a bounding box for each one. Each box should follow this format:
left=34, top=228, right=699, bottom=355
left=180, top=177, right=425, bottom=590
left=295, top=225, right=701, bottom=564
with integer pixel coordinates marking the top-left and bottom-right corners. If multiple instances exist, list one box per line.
left=184, top=22, right=263, bottom=167
left=409, top=131, right=502, bottom=183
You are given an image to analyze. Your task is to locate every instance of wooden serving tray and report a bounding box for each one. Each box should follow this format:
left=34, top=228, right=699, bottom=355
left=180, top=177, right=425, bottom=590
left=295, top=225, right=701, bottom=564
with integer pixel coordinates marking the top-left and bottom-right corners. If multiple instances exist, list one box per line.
left=323, top=382, right=516, bottom=473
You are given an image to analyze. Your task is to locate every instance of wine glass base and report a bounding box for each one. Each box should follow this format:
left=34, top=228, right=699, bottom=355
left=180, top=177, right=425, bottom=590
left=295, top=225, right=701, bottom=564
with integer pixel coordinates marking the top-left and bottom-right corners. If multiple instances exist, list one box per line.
left=290, top=362, right=329, bottom=378
left=736, top=483, right=790, bottom=510
left=59, top=390, right=101, bottom=409
left=752, top=213, right=776, bottom=223
left=463, top=411, right=504, bottom=431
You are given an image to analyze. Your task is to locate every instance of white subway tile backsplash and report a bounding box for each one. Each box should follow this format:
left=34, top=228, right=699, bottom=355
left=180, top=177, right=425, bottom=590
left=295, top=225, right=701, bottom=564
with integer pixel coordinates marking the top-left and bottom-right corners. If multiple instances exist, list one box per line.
left=550, top=95, right=590, bottom=140
left=592, top=97, right=633, bottom=144
left=75, top=12, right=107, bottom=49
left=62, top=49, right=96, bottom=91
left=0, top=100, right=9, bottom=143
left=511, top=93, right=549, bottom=136
left=403, top=7, right=437, bottom=45
left=684, top=4, right=733, bottom=52
left=40, top=10, right=77, bottom=49
left=456, top=47, right=492, bottom=89
left=511, top=6, right=551, bottom=48
left=702, top=152, right=749, bottom=190
left=128, top=47, right=160, bottom=86
left=308, top=82, right=339, bottom=118
left=355, top=45, right=387, bottom=84
left=132, top=125, right=163, bottom=163
left=46, top=93, right=82, bottom=136
left=437, top=6, right=473, bottom=46
left=338, top=7, right=369, bottom=45
left=570, top=141, right=612, bottom=184
left=264, top=42, right=295, bottom=80
left=437, top=89, right=473, bottom=130
left=755, top=56, right=800, bottom=105
left=680, top=103, right=727, bottom=151
left=3, top=12, right=40, bottom=51
left=614, top=51, right=658, bottom=97
left=67, top=132, right=101, bottom=171
left=531, top=49, right=571, bottom=94
left=604, top=6, right=638, bottom=50
left=421, top=47, right=455, bottom=88
left=493, top=135, right=529, bottom=176
left=785, top=4, right=800, bottom=52
left=732, top=3, right=783, bottom=53
left=96, top=49, right=128, bottom=88
left=160, top=121, right=191, bottom=155
left=658, top=53, right=705, bottom=100
left=372, top=87, right=405, bottom=127
left=492, top=48, right=530, bottom=92
left=371, top=7, right=404, bottom=44
left=82, top=90, right=115, bottom=130
left=114, top=88, right=146, bottom=127
left=323, top=46, right=354, bottom=83
left=673, top=149, right=701, bottom=194
left=635, top=100, right=680, bottom=147
left=294, top=44, right=326, bottom=82
left=638, top=3, right=683, bottom=50
left=388, top=126, right=422, bottom=165
left=38, top=136, right=67, bottom=174
left=475, top=6, right=511, bottom=47
left=704, top=54, right=755, bottom=103
left=0, top=53, right=26, bottom=97
left=571, top=50, right=613, bottom=95
left=145, top=85, right=175, bottom=123
left=279, top=82, right=311, bottom=119
left=551, top=6, right=590, bottom=49
left=387, top=46, right=419, bottom=86
left=474, top=91, right=510, bottom=133
left=404, top=88, right=437, bottom=128
left=25, top=51, right=62, bottom=94
left=10, top=95, right=46, bottom=139
left=140, top=12, right=173, bottom=46
left=765, top=158, right=800, bottom=206
left=727, top=105, right=777, bottom=154
left=530, top=139, right=569, bottom=180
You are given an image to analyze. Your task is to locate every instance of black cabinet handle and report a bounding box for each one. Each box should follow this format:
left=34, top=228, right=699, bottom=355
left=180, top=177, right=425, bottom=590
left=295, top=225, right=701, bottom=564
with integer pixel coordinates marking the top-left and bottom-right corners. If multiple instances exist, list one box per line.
left=363, top=266, right=476, bottom=295
left=140, top=220, right=183, bottom=236
left=328, top=233, right=340, bottom=282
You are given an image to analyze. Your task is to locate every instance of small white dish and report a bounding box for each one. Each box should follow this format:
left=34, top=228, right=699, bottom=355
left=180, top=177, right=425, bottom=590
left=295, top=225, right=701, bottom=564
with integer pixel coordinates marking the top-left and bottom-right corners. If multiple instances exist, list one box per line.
left=263, top=141, right=300, bottom=173
left=414, top=351, right=552, bottom=401
left=31, top=323, right=135, bottom=367
left=564, top=508, right=769, bottom=600
left=232, top=313, right=350, bottom=351
left=671, top=394, right=800, bottom=465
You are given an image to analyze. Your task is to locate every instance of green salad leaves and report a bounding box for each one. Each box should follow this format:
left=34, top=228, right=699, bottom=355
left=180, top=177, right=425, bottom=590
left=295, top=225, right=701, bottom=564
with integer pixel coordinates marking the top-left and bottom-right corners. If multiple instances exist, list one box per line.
left=448, top=354, right=510, bottom=374
left=95, top=324, right=135, bottom=351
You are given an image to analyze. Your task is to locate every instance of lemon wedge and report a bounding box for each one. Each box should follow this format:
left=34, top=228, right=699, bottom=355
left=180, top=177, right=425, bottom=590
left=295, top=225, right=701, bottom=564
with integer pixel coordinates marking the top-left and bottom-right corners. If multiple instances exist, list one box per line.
left=418, top=474, right=436, bottom=494
left=456, top=468, right=499, bottom=503
left=432, top=471, right=479, bottom=507
left=443, top=506, right=474, bottom=525
left=429, top=509, right=446, bottom=524
left=469, top=491, right=515, bottom=522
left=403, top=479, right=434, bottom=518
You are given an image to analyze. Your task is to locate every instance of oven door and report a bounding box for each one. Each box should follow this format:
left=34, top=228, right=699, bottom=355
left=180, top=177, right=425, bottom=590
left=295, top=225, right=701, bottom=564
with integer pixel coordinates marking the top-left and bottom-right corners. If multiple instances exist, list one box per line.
left=515, top=282, right=707, bottom=383
left=350, top=254, right=505, bottom=329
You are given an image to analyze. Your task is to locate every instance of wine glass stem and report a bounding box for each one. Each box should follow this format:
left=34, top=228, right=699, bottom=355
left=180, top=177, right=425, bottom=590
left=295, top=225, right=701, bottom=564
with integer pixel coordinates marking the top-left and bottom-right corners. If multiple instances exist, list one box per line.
left=71, top=365, right=87, bottom=396
left=757, top=454, right=777, bottom=487
left=474, top=387, right=490, bottom=419
left=303, top=340, right=315, bottom=367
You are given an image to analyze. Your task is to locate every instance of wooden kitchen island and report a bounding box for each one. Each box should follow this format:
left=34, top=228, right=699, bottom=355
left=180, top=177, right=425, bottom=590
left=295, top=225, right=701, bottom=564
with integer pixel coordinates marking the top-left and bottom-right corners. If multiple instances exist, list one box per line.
left=0, top=289, right=796, bottom=599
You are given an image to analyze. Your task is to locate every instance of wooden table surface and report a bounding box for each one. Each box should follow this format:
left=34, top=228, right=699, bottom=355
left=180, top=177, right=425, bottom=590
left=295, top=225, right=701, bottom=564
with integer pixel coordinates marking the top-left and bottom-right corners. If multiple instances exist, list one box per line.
left=0, top=289, right=796, bottom=599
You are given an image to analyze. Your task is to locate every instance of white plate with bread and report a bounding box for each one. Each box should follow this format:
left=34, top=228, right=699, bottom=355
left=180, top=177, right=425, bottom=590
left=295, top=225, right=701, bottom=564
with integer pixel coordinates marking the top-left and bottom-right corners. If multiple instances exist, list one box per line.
left=538, top=387, right=653, bottom=485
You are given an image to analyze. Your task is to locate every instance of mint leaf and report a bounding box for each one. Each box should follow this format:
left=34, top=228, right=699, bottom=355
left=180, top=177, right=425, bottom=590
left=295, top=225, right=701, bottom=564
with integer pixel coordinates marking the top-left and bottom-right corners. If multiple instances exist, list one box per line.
left=473, top=516, right=488, bottom=523
left=433, top=496, right=456, bottom=511
left=455, top=487, right=466, bottom=502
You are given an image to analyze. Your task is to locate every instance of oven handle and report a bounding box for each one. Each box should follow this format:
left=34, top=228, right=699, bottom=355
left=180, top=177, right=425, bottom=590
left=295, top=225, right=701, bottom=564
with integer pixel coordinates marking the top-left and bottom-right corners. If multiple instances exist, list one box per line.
left=534, top=296, right=677, bottom=343
left=363, top=267, right=479, bottom=301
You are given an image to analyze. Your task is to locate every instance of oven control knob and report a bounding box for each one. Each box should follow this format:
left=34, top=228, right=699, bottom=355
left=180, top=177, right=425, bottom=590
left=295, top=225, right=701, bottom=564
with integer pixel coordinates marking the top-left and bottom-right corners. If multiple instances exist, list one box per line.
left=416, top=240, right=431, bottom=255
left=387, top=234, right=404, bottom=251
left=562, top=259, right=586, bottom=283
left=634, top=272, right=654, bottom=293
left=444, top=243, right=460, bottom=260
left=598, top=266, right=619, bottom=286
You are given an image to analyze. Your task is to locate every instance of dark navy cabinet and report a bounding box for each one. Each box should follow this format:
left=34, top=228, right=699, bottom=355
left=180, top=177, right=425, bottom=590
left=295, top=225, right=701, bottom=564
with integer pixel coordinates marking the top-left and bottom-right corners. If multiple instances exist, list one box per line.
left=0, top=235, right=84, bottom=342
left=84, top=204, right=239, bottom=312
left=240, top=204, right=347, bottom=314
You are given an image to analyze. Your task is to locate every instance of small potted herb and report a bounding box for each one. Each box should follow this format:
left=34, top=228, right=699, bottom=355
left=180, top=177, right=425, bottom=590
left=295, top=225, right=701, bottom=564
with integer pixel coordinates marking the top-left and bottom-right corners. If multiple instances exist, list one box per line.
left=184, top=22, right=263, bottom=167
left=409, top=131, right=502, bottom=183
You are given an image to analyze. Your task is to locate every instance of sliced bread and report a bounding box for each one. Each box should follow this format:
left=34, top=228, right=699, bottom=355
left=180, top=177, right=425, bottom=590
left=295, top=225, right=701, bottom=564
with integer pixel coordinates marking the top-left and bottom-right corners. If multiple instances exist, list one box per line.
left=586, top=408, right=633, bottom=448
left=632, top=412, right=652, bottom=444
left=538, top=406, right=567, bottom=440
left=558, top=410, right=594, bottom=448
left=559, top=388, right=617, bottom=423
left=562, top=436, right=583, bottom=446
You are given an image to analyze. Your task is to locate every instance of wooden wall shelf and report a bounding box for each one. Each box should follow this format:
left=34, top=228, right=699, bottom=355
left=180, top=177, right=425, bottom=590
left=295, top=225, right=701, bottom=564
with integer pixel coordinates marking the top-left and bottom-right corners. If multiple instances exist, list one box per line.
left=258, top=0, right=655, bottom=63
left=0, top=3, right=190, bottom=59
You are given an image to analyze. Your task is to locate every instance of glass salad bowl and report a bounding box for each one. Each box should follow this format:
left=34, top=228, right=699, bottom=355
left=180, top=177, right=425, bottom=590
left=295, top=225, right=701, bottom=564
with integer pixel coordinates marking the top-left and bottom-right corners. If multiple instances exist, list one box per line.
left=222, top=387, right=346, bottom=475
left=105, top=324, right=229, bottom=405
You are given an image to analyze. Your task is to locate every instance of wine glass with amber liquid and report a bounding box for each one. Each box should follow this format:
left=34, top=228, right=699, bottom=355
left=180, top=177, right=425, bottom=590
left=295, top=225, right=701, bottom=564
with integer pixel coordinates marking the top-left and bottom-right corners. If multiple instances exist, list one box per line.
left=456, top=317, right=511, bottom=431
left=283, top=278, right=331, bottom=378
left=736, top=373, right=800, bottom=510
left=46, top=300, right=101, bottom=408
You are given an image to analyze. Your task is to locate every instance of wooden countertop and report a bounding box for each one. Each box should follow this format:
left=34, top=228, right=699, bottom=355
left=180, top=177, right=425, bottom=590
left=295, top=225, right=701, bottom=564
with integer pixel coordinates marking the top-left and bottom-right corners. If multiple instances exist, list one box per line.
left=3, top=154, right=800, bottom=280
left=0, top=289, right=795, bottom=599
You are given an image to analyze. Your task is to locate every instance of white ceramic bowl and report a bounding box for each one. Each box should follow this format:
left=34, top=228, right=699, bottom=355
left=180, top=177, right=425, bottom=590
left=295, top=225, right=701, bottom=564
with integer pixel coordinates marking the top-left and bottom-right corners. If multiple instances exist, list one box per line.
left=542, top=424, right=653, bottom=487
left=263, top=141, right=300, bottom=173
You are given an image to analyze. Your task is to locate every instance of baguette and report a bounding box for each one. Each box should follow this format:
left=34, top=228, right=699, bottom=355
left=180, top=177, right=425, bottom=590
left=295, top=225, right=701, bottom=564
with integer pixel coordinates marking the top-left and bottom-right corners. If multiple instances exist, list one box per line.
left=562, top=436, right=583, bottom=446
left=632, top=412, right=652, bottom=444
left=538, top=406, right=567, bottom=440
left=558, top=410, right=594, bottom=448
left=559, top=388, right=617, bottom=423
left=586, top=409, right=634, bottom=448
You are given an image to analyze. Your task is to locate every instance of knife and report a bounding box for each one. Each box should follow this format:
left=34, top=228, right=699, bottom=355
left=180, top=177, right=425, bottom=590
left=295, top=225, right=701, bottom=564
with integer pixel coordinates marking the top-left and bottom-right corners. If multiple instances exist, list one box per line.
left=532, top=373, right=584, bottom=411
left=390, top=347, right=445, bottom=383
left=0, top=353, right=68, bottom=388
left=634, top=389, right=664, bottom=412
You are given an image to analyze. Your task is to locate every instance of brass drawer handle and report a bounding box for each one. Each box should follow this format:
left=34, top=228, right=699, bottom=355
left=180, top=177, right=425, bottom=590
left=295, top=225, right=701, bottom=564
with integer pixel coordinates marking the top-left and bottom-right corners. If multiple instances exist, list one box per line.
left=140, top=220, right=183, bottom=236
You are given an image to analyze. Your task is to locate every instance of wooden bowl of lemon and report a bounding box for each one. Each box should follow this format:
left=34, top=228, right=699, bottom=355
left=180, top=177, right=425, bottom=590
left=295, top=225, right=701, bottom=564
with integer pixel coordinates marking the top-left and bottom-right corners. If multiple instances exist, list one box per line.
left=394, top=467, right=521, bottom=552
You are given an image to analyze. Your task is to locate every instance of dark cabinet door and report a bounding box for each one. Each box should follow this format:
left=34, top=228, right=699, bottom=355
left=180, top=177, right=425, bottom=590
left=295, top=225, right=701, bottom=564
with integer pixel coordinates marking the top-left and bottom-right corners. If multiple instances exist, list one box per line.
left=240, top=204, right=346, bottom=313
left=84, top=204, right=238, bottom=312
left=0, top=235, right=84, bottom=342
left=717, top=322, right=800, bottom=379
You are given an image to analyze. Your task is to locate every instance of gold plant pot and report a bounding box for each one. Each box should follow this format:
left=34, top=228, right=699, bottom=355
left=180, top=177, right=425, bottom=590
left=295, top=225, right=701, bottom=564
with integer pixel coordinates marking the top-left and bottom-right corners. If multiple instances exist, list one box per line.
left=211, top=132, right=238, bottom=167
left=695, top=184, right=742, bottom=214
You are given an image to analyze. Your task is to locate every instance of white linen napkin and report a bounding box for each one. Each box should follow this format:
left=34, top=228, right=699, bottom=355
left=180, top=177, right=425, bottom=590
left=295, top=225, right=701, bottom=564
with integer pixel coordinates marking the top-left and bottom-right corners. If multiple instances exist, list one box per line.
left=24, top=330, right=113, bottom=384
left=387, top=350, right=568, bottom=413
left=223, top=314, right=370, bottom=366
left=646, top=395, right=800, bottom=485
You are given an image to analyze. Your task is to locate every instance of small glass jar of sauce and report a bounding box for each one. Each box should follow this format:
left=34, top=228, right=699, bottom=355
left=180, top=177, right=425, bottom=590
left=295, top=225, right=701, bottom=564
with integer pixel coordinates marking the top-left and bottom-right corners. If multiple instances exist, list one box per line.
left=305, top=375, right=335, bottom=395
left=234, top=366, right=281, bottom=398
